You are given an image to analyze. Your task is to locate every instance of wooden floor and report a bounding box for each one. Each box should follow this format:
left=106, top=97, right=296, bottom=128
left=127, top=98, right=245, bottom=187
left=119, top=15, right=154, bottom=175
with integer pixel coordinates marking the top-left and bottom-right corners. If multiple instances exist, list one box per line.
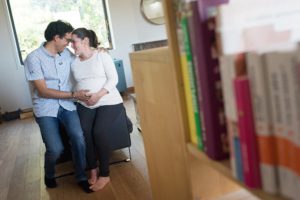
left=0, top=98, right=259, bottom=200
left=0, top=99, right=152, bottom=200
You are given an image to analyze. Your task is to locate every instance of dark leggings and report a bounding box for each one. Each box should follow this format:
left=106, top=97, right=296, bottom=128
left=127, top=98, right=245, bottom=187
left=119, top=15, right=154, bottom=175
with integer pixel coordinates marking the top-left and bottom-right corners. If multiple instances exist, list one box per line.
left=77, top=103, right=123, bottom=177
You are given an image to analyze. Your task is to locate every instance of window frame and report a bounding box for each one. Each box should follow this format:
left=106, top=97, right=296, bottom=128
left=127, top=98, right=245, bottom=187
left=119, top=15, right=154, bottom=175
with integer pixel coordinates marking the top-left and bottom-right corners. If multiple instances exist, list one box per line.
left=6, top=0, right=113, bottom=65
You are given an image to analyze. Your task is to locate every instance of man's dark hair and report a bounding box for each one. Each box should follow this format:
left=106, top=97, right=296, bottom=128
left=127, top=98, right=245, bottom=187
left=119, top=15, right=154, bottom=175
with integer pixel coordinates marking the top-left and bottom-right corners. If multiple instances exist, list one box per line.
left=44, top=20, right=74, bottom=42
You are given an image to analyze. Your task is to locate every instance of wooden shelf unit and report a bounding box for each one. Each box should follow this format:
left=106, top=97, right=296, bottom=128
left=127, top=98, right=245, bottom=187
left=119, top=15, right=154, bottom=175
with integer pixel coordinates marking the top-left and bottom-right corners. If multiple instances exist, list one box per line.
left=187, top=143, right=286, bottom=200
left=129, top=1, right=287, bottom=200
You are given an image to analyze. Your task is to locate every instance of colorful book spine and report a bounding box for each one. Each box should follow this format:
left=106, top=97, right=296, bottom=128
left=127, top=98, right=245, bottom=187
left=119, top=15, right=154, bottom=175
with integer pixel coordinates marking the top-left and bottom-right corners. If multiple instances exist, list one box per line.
left=246, top=52, right=279, bottom=194
left=281, top=51, right=300, bottom=200
left=264, top=52, right=294, bottom=198
left=181, top=10, right=203, bottom=150
left=202, top=0, right=229, bottom=6
left=189, top=0, right=228, bottom=160
left=274, top=51, right=300, bottom=199
left=292, top=48, right=300, bottom=199
left=176, top=2, right=202, bottom=148
left=234, top=76, right=261, bottom=188
left=187, top=1, right=208, bottom=150
left=220, top=55, right=237, bottom=178
left=233, top=136, right=244, bottom=182
left=220, top=54, right=245, bottom=180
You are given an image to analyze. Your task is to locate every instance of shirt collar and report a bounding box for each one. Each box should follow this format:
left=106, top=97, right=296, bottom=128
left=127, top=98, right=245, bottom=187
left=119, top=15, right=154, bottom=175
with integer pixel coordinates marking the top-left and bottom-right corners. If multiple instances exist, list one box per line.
left=40, top=42, right=61, bottom=58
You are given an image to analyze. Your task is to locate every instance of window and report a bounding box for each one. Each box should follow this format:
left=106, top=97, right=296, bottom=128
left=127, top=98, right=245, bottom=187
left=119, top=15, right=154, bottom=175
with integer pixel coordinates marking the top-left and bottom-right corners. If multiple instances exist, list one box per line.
left=7, top=0, right=113, bottom=65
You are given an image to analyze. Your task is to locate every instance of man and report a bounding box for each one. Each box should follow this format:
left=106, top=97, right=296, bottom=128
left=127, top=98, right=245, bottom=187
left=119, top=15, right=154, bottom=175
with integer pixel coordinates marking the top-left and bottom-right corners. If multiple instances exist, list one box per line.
left=24, top=20, right=92, bottom=193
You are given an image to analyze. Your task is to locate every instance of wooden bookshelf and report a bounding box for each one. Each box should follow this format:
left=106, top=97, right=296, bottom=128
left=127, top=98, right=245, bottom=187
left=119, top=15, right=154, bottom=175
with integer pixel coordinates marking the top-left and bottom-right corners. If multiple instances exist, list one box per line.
left=130, top=46, right=192, bottom=200
left=130, top=48, right=287, bottom=200
left=187, top=143, right=287, bottom=200
left=129, top=1, right=288, bottom=200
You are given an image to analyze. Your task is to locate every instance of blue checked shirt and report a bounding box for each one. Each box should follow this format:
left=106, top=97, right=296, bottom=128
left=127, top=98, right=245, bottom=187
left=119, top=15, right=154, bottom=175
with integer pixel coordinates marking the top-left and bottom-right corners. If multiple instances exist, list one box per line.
left=24, top=44, right=76, bottom=117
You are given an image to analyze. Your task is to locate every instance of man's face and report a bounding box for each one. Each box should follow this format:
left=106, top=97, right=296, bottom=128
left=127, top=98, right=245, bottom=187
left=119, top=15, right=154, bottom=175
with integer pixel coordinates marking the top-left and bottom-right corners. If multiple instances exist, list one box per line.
left=55, top=32, right=72, bottom=53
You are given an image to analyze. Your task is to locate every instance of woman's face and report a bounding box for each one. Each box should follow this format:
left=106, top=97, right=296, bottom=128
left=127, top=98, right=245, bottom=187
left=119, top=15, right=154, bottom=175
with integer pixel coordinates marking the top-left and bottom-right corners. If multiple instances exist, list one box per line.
left=71, top=34, right=85, bottom=55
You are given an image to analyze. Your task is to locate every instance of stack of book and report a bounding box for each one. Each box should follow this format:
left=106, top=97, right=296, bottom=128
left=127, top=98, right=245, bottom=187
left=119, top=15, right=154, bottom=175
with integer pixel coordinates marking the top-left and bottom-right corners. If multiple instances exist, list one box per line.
left=174, top=0, right=300, bottom=199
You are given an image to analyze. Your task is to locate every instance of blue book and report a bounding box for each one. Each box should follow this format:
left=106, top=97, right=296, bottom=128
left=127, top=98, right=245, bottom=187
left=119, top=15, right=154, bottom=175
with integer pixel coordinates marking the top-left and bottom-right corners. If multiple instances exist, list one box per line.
left=234, top=136, right=244, bottom=182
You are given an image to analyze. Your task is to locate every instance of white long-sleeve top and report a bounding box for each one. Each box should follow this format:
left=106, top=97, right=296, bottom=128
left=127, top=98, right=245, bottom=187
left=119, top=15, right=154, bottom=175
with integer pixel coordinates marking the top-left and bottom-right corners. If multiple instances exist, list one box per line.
left=71, top=50, right=123, bottom=109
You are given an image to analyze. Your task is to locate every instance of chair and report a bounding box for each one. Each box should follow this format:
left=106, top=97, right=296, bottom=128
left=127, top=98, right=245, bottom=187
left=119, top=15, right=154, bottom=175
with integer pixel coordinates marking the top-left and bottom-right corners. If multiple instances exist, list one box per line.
left=55, top=107, right=132, bottom=178
left=108, top=106, right=132, bottom=164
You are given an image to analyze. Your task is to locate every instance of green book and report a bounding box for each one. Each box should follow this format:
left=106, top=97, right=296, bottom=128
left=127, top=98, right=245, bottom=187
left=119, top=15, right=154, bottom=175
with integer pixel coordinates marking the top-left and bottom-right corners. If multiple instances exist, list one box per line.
left=180, top=12, right=204, bottom=151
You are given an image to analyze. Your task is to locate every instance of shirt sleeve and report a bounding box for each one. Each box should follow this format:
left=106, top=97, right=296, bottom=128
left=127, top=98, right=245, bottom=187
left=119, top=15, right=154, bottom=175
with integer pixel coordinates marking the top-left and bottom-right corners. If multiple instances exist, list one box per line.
left=99, top=52, right=118, bottom=92
left=24, top=54, right=44, bottom=81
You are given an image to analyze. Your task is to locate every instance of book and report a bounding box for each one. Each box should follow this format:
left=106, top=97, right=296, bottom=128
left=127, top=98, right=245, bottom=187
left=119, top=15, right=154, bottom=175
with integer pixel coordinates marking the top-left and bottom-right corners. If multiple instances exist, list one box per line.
left=202, top=0, right=229, bottom=6
left=234, top=76, right=261, bottom=188
left=233, top=136, right=244, bottom=182
left=187, top=1, right=208, bottom=150
left=264, top=52, right=295, bottom=198
left=189, top=0, right=228, bottom=160
left=281, top=51, right=300, bottom=200
left=246, top=52, right=279, bottom=194
left=176, top=2, right=202, bottom=148
left=220, top=54, right=246, bottom=180
left=181, top=8, right=203, bottom=150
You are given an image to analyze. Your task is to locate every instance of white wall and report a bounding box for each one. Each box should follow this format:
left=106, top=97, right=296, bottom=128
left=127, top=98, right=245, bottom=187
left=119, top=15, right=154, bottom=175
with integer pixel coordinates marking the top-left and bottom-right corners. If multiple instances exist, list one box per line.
left=0, top=0, right=32, bottom=112
left=107, top=0, right=167, bottom=87
left=0, top=0, right=167, bottom=112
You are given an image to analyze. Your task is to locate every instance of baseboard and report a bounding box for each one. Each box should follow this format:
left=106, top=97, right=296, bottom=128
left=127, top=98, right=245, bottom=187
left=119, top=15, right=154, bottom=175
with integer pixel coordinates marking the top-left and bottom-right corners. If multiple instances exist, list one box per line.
left=20, top=108, right=33, bottom=120
left=1, top=108, right=34, bottom=121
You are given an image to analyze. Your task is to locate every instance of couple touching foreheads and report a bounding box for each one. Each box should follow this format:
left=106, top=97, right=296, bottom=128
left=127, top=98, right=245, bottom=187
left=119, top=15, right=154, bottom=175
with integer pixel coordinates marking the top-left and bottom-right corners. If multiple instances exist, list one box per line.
left=24, top=20, right=124, bottom=193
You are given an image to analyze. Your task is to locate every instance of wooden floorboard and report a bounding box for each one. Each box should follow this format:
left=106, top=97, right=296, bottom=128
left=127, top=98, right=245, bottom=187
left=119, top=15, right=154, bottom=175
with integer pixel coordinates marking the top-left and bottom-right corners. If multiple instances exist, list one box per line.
left=0, top=98, right=258, bottom=200
left=0, top=99, right=152, bottom=200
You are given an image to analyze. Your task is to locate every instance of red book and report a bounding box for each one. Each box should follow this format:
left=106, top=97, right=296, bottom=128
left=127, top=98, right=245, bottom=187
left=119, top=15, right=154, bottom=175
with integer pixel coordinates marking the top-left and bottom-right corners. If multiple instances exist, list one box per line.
left=234, top=76, right=261, bottom=188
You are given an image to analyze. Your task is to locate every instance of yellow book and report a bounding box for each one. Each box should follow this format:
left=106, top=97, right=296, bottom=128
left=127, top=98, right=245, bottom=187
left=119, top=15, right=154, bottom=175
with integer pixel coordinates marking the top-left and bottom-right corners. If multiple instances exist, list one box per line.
left=180, top=54, right=198, bottom=144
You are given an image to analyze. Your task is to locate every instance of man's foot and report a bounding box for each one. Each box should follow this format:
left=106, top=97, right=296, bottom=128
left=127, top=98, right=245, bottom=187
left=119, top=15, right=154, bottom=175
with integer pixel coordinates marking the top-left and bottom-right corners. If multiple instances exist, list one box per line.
left=88, top=168, right=98, bottom=185
left=44, top=176, right=57, bottom=188
left=89, top=176, right=110, bottom=191
left=78, top=180, right=93, bottom=193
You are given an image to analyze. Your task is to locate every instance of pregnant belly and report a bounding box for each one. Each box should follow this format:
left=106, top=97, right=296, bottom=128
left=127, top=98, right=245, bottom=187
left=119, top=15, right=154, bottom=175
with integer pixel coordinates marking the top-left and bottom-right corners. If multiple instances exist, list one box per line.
left=75, top=79, right=104, bottom=93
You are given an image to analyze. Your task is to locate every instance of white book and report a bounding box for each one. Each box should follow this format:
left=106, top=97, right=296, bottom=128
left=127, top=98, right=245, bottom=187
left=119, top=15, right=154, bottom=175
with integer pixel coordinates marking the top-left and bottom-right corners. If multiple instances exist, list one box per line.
left=278, top=51, right=300, bottom=200
left=264, top=52, right=295, bottom=198
left=246, top=52, right=278, bottom=194
left=220, top=55, right=238, bottom=178
left=290, top=48, right=300, bottom=199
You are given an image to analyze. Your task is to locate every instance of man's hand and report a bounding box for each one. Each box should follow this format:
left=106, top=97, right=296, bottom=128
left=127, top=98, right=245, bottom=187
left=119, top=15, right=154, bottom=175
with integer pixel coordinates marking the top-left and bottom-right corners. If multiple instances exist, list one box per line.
left=97, top=47, right=108, bottom=53
left=74, top=90, right=91, bottom=101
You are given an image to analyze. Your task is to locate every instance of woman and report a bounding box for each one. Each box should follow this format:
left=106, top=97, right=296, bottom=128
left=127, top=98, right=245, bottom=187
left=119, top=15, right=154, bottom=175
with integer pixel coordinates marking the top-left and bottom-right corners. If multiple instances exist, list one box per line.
left=70, top=28, right=124, bottom=191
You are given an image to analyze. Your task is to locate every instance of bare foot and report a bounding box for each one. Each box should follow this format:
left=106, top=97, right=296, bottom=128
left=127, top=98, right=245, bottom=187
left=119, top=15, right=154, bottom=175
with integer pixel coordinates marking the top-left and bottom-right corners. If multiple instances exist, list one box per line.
left=88, top=168, right=98, bottom=185
left=89, top=176, right=110, bottom=191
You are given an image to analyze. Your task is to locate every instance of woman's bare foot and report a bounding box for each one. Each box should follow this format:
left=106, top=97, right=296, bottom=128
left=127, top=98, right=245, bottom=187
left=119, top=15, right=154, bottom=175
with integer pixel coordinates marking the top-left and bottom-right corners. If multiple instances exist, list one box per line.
left=89, top=176, right=110, bottom=191
left=88, top=168, right=98, bottom=185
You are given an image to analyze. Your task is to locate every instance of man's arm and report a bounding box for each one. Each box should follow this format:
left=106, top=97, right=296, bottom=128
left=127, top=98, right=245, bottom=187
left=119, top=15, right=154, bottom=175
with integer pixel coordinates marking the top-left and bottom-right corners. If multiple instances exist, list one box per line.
left=32, top=79, right=90, bottom=101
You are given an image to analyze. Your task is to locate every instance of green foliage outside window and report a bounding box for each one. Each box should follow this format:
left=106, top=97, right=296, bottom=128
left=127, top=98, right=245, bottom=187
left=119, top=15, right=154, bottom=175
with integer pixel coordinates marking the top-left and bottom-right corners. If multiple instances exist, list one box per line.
left=7, top=0, right=112, bottom=64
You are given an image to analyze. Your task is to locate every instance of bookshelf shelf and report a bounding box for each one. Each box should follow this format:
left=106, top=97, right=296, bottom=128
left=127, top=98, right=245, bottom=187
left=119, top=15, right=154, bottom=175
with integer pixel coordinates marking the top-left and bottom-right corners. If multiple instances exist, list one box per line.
left=187, top=143, right=286, bottom=200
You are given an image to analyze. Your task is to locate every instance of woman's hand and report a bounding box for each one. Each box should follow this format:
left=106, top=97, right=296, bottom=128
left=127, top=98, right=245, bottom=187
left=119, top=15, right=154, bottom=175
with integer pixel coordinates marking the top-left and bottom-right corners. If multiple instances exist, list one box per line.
left=85, top=92, right=101, bottom=106
left=85, top=88, right=108, bottom=106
